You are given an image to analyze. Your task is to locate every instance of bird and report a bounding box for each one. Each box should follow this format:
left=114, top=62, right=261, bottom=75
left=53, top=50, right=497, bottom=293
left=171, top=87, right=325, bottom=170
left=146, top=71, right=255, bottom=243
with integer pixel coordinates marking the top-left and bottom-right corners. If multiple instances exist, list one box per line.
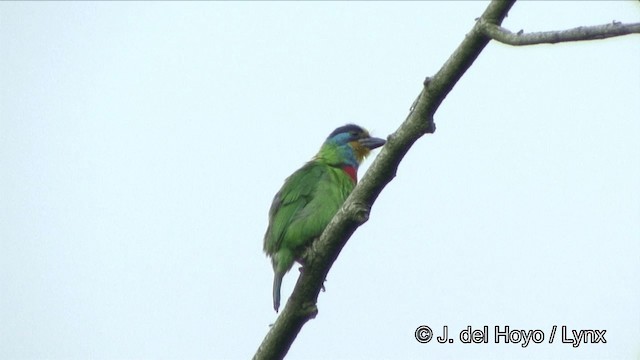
left=263, top=124, right=386, bottom=312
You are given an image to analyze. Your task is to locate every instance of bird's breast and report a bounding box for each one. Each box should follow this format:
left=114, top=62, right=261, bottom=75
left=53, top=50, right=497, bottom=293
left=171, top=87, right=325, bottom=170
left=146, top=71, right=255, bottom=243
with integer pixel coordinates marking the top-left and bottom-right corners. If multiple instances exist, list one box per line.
left=341, top=165, right=357, bottom=183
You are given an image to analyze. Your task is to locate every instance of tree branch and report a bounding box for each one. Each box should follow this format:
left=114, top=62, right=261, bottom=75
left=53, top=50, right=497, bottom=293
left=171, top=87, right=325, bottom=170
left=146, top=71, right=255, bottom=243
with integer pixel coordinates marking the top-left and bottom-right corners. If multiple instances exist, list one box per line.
left=252, top=1, right=516, bottom=359
left=478, top=20, right=640, bottom=45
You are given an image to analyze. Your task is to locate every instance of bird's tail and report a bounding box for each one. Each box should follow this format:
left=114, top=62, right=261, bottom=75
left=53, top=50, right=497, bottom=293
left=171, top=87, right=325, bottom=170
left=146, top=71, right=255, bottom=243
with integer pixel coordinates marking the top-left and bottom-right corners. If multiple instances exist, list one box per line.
left=273, top=272, right=283, bottom=312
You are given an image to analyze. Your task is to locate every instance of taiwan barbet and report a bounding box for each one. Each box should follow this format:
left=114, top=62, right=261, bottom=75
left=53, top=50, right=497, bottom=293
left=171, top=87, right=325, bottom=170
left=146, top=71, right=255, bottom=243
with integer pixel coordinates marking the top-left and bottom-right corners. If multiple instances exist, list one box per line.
left=263, top=124, right=385, bottom=312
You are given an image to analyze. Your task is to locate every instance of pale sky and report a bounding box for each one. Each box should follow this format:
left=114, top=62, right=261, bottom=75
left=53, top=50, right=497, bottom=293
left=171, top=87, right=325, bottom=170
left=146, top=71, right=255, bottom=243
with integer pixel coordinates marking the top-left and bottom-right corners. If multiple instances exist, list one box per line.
left=1, top=2, right=639, bottom=359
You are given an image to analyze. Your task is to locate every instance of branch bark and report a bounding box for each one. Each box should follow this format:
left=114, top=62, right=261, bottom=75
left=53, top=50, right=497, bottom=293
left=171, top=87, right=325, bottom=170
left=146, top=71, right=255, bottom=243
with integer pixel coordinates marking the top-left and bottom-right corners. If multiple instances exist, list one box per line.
left=253, top=1, right=515, bottom=359
left=478, top=20, right=640, bottom=45
left=254, top=1, right=638, bottom=359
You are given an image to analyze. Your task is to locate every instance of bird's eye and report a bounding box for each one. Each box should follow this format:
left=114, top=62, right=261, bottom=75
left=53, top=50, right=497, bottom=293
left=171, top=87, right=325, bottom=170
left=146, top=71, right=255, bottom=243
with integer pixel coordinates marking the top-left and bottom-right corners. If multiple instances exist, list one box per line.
left=349, top=131, right=359, bottom=137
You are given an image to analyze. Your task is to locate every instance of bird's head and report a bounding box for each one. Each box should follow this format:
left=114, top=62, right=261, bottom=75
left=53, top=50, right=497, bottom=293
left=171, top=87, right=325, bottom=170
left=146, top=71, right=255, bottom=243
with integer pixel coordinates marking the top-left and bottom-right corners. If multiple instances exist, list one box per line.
left=319, top=124, right=386, bottom=168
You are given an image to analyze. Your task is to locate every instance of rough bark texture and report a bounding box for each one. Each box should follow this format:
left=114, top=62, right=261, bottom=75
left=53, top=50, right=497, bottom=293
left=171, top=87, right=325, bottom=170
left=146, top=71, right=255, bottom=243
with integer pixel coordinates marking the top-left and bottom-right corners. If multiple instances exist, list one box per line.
left=253, top=1, right=638, bottom=359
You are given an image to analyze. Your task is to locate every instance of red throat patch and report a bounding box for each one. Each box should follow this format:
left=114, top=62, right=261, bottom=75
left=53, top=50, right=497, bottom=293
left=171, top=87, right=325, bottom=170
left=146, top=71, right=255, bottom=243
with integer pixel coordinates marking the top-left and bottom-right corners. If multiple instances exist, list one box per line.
left=342, top=165, right=357, bottom=183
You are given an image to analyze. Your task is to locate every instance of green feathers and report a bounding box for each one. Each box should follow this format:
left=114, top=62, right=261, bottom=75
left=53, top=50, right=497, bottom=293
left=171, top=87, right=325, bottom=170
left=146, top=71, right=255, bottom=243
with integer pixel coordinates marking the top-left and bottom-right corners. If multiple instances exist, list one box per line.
left=264, top=162, right=354, bottom=312
left=263, top=124, right=385, bottom=312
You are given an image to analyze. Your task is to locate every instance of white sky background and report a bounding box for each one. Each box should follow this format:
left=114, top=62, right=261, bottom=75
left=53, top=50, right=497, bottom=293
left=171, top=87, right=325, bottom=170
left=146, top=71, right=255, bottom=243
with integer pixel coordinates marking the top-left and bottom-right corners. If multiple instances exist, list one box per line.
left=1, top=1, right=639, bottom=359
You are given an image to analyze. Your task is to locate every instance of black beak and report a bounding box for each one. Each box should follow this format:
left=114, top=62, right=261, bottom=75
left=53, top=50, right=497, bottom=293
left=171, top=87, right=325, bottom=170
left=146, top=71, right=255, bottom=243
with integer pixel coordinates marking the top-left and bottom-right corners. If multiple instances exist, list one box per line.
left=358, top=136, right=386, bottom=150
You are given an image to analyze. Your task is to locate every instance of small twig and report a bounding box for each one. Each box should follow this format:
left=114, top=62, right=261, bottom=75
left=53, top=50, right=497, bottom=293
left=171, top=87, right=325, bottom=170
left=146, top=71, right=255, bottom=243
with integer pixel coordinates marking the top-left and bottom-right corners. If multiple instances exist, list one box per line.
left=478, top=20, right=640, bottom=46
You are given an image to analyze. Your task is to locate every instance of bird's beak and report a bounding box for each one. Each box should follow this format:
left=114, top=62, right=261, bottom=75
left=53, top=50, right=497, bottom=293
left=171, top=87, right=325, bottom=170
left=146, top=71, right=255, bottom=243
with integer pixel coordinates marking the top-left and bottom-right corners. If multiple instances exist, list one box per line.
left=358, top=136, right=386, bottom=150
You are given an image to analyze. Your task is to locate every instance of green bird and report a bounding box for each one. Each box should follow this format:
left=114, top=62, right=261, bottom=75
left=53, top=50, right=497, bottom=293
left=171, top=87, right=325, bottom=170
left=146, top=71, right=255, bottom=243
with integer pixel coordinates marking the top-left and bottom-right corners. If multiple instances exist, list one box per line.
left=263, top=124, right=386, bottom=312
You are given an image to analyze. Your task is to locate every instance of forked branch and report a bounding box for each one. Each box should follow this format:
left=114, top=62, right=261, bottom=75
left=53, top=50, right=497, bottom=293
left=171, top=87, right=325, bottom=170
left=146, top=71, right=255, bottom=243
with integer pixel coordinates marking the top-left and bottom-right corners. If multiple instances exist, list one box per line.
left=253, top=1, right=638, bottom=359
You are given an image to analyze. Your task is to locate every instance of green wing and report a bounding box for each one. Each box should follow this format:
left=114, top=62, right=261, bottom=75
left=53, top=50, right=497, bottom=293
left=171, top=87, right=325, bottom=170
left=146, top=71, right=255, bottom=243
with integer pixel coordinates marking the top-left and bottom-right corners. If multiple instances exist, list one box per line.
left=263, top=161, right=353, bottom=256
left=263, top=161, right=321, bottom=254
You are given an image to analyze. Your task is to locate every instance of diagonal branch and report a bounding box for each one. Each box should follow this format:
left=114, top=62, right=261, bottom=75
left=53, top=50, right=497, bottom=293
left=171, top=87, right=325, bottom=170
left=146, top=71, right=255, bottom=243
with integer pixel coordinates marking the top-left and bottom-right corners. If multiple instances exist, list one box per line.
left=252, top=1, right=515, bottom=359
left=478, top=20, right=640, bottom=45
